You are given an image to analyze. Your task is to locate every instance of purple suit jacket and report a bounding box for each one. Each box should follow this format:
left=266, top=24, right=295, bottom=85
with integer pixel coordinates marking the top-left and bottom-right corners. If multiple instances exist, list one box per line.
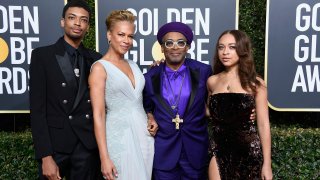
left=143, top=58, right=213, bottom=170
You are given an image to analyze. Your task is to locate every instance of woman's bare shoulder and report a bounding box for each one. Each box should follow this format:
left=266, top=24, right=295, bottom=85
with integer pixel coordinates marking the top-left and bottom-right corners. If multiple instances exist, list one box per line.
left=207, top=73, right=222, bottom=84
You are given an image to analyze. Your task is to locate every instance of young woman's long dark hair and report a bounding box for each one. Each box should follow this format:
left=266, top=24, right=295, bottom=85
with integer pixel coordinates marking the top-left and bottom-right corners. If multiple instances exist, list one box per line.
left=213, top=30, right=261, bottom=93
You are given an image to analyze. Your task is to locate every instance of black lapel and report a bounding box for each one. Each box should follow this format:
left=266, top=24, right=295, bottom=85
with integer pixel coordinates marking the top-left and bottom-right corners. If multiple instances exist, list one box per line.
left=55, top=52, right=78, bottom=92
left=151, top=66, right=175, bottom=117
left=71, top=55, right=88, bottom=112
left=186, top=65, right=200, bottom=112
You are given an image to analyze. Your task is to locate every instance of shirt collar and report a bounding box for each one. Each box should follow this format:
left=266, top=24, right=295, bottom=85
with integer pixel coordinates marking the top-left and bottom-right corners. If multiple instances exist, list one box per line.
left=63, top=40, right=84, bottom=56
left=165, top=63, right=187, bottom=79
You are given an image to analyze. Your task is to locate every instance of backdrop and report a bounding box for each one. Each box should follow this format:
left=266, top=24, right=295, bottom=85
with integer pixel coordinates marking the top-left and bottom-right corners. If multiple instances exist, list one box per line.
left=96, top=0, right=238, bottom=73
left=266, top=0, right=320, bottom=111
left=0, top=0, right=65, bottom=112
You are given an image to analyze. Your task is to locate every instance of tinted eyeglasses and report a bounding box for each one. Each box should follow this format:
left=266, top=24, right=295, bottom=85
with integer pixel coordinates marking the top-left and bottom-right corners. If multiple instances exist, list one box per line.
left=164, top=40, right=187, bottom=49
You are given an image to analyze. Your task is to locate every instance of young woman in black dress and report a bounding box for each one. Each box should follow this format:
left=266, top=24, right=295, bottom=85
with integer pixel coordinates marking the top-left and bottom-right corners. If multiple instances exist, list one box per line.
left=207, top=30, right=272, bottom=180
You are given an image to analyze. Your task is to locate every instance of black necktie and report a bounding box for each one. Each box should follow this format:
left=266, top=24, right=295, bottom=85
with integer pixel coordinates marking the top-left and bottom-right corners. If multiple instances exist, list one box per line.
left=73, top=50, right=81, bottom=79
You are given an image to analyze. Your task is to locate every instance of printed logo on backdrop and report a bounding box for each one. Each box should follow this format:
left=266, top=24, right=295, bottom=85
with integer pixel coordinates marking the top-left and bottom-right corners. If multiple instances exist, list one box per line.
left=266, top=0, right=320, bottom=111
left=0, top=0, right=65, bottom=112
left=96, top=0, right=238, bottom=73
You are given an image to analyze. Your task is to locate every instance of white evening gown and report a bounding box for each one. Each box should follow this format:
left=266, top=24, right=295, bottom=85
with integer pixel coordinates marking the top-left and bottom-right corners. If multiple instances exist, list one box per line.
left=94, top=59, right=154, bottom=180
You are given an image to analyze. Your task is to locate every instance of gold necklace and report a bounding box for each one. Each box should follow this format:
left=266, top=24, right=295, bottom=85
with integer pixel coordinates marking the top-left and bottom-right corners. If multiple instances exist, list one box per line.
left=165, top=72, right=186, bottom=110
left=225, top=73, right=238, bottom=92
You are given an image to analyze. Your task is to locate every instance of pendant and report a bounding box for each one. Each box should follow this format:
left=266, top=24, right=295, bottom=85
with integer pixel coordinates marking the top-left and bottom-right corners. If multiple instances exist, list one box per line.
left=171, top=105, right=176, bottom=110
left=172, top=114, right=183, bottom=130
left=74, top=68, right=80, bottom=77
left=227, top=85, right=230, bottom=91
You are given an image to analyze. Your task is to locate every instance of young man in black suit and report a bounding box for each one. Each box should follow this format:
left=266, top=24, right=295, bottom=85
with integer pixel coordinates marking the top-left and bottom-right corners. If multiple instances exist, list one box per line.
left=29, top=1, right=102, bottom=179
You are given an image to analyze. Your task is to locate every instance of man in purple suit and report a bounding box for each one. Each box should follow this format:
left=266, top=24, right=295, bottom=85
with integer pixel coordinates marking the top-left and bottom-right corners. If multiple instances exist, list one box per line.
left=143, top=22, right=212, bottom=179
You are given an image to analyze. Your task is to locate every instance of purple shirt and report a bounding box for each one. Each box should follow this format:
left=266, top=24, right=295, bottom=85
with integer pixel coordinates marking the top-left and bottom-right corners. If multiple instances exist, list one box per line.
left=161, top=63, right=191, bottom=118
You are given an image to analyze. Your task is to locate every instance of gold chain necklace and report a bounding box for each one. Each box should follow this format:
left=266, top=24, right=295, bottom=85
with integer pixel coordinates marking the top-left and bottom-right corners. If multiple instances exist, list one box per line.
left=164, top=72, right=186, bottom=110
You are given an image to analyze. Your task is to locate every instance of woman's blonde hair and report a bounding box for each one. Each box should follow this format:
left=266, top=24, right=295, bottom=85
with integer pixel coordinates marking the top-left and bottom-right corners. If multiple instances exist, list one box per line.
left=105, top=10, right=136, bottom=31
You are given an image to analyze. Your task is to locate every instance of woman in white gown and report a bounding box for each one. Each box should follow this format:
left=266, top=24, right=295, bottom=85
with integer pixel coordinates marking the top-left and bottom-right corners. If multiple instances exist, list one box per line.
left=89, top=10, right=154, bottom=180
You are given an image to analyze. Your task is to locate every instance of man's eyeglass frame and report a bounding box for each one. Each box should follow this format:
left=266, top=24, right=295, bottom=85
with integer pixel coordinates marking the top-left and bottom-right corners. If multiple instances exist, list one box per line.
left=163, top=40, right=187, bottom=49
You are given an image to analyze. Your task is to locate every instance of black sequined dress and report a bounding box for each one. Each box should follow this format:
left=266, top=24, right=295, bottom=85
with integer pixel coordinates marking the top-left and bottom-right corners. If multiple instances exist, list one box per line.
left=208, top=93, right=263, bottom=180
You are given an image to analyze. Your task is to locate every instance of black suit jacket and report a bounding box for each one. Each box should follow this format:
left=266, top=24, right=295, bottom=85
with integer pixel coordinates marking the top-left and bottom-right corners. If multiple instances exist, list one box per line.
left=30, top=37, right=102, bottom=159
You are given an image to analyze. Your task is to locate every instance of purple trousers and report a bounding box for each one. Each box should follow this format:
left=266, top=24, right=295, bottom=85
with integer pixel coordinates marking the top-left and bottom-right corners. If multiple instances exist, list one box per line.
left=153, top=147, right=207, bottom=180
